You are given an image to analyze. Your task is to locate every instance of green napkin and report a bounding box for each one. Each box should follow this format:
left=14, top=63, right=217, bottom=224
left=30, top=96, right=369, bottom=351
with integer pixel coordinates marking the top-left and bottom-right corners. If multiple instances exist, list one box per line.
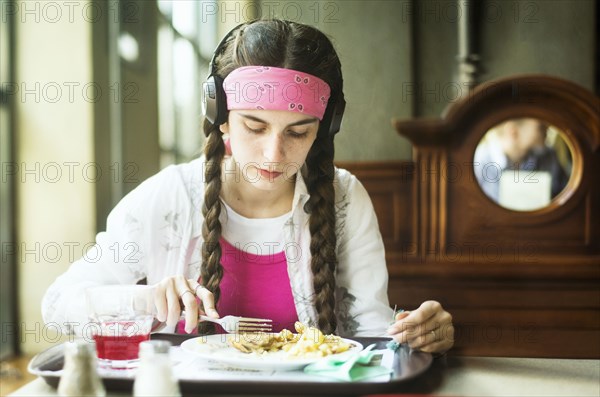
left=303, top=344, right=393, bottom=382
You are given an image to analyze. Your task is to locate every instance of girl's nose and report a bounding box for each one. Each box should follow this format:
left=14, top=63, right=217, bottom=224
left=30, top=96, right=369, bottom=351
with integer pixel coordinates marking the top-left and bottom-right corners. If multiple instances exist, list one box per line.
left=263, top=133, right=285, bottom=163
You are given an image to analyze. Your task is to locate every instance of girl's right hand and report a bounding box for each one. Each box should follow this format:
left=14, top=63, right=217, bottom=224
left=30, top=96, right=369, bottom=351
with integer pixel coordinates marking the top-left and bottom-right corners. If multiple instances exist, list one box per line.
left=153, top=276, right=219, bottom=334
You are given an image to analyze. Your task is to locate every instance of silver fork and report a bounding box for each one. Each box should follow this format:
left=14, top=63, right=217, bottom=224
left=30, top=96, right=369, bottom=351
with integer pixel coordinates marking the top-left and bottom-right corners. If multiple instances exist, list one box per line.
left=151, top=314, right=273, bottom=334
left=199, top=315, right=273, bottom=333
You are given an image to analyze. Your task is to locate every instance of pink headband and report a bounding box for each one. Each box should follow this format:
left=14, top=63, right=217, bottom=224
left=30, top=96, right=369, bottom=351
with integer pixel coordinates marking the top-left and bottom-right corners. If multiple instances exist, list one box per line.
left=222, top=66, right=331, bottom=120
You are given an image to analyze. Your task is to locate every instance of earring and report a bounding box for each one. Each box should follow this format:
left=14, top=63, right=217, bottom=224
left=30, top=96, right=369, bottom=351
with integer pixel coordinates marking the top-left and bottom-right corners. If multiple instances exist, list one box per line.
left=222, top=134, right=232, bottom=156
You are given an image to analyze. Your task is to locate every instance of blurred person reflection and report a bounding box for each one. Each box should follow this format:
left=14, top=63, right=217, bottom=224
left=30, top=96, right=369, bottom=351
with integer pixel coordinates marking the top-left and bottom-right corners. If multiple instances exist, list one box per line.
left=474, top=118, right=570, bottom=205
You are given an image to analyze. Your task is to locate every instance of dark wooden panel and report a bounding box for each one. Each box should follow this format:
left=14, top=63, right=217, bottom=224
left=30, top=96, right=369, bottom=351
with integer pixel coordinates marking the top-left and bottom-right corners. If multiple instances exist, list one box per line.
left=336, top=161, right=414, bottom=251
left=388, top=278, right=600, bottom=358
left=452, top=328, right=600, bottom=358
left=369, top=192, right=396, bottom=242
left=387, top=279, right=600, bottom=310
left=385, top=257, right=600, bottom=280
left=451, top=309, right=600, bottom=330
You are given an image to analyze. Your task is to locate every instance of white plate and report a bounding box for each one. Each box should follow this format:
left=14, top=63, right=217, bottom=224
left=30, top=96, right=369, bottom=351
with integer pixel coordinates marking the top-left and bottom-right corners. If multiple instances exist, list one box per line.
left=180, top=334, right=363, bottom=371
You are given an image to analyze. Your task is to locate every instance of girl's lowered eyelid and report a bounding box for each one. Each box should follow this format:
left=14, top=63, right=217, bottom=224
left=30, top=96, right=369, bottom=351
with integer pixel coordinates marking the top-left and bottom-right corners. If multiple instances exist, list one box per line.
left=289, top=130, right=308, bottom=137
left=244, top=124, right=265, bottom=132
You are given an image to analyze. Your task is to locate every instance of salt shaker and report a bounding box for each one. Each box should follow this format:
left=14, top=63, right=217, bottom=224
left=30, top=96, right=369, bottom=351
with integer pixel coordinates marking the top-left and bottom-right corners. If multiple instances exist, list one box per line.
left=58, top=339, right=106, bottom=397
left=133, top=340, right=181, bottom=397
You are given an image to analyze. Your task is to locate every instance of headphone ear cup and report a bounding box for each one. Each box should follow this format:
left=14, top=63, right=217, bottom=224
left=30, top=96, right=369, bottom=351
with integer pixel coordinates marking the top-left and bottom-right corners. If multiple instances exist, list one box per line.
left=213, top=75, right=228, bottom=125
left=202, top=75, right=217, bottom=126
left=202, top=75, right=227, bottom=128
left=328, top=93, right=346, bottom=137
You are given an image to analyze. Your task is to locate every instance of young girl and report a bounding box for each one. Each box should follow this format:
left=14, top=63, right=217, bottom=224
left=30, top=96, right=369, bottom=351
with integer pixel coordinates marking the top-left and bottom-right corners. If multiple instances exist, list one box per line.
left=43, top=19, right=453, bottom=354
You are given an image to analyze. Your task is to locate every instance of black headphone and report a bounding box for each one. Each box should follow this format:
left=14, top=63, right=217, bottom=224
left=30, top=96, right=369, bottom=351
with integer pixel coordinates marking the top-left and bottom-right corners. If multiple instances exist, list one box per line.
left=201, top=21, right=346, bottom=137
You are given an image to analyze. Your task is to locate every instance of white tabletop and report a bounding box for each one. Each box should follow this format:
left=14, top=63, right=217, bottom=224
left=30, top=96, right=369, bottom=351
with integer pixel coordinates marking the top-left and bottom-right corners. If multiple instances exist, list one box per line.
left=11, top=356, right=600, bottom=396
left=430, top=356, right=600, bottom=396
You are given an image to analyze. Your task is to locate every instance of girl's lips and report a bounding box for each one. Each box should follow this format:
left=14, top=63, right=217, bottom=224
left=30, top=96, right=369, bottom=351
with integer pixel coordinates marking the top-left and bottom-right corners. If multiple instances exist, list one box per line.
left=258, top=169, right=283, bottom=179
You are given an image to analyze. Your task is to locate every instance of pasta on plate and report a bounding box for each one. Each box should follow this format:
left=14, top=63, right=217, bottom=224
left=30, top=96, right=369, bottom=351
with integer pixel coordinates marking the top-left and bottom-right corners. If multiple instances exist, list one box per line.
left=227, top=321, right=353, bottom=358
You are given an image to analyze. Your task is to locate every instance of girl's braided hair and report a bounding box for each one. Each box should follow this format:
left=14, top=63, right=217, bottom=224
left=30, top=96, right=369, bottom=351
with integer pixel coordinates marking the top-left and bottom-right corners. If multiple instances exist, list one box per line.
left=201, top=19, right=342, bottom=334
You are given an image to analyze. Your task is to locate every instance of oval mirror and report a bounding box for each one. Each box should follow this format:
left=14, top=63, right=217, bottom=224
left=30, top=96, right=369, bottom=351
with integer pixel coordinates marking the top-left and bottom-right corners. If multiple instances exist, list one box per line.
left=473, top=118, right=572, bottom=211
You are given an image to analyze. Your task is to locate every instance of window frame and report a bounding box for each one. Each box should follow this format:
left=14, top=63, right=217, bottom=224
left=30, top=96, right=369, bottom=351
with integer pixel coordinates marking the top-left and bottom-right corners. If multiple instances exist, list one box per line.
left=0, top=0, right=18, bottom=360
left=156, top=1, right=215, bottom=168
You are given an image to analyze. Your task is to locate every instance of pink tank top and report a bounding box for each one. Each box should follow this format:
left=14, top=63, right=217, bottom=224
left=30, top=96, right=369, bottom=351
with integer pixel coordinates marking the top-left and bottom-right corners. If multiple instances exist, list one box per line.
left=177, top=238, right=299, bottom=334
left=216, top=237, right=299, bottom=333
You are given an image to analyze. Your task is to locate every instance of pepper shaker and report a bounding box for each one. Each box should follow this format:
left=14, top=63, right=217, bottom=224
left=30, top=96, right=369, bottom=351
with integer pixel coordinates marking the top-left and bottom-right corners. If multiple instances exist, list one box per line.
left=58, top=339, right=106, bottom=397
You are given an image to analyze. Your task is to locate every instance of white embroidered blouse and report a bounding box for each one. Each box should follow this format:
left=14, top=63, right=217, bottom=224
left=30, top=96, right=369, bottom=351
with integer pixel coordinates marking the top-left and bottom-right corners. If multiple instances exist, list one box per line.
left=42, top=157, right=394, bottom=336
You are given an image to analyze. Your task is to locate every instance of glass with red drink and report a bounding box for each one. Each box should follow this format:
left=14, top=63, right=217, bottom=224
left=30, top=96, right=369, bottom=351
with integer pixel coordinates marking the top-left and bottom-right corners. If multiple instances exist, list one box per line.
left=85, top=285, right=156, bottom=370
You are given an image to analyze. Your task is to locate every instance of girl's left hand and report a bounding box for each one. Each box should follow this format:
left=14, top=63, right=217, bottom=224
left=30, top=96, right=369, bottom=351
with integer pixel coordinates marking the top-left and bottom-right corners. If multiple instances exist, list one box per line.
left=386, top=300, right=454, bottom=354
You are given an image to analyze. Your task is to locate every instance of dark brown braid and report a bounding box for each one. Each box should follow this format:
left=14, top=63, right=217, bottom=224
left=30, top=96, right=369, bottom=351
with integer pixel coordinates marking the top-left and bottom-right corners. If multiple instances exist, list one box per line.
left=304, top=133, right=338, bottom=334
left=200, top=121, right=225, bottom=334
left=201, top=19, right=343, bottom=334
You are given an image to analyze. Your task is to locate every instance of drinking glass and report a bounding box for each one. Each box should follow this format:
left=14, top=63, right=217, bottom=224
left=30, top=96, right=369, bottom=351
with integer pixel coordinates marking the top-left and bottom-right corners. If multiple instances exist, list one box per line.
left=85, top=285, right=156, bottom=370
